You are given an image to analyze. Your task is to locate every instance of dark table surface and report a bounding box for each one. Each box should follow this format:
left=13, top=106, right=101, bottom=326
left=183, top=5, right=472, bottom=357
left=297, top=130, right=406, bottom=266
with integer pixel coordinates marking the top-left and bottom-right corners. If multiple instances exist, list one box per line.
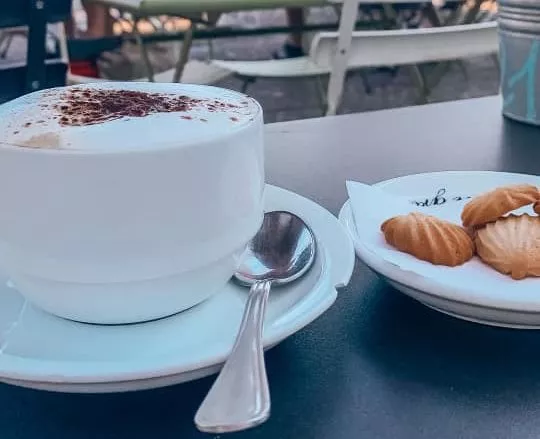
left=3, top=95, right=540, bottom=439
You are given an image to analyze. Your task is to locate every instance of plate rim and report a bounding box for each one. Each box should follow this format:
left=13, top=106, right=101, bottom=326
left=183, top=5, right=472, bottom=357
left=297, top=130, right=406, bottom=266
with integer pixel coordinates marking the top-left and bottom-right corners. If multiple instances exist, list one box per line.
left=0, top=184, right=354, bottom=384
left=339, top=170, right=540, bottom=313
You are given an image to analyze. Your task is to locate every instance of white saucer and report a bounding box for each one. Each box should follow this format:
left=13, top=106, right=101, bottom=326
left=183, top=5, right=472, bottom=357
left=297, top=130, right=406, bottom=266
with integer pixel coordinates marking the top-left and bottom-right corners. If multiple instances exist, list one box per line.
left=339, top=171, right=540, bottom=329
left=0, top=184, right=354, bottom=393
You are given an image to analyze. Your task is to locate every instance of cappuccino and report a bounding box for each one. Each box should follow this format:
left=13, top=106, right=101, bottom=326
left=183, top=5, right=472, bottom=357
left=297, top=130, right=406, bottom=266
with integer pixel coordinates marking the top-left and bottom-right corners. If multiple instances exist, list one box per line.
left=0, top=82, right=259, bottom=152
left=0, top=82, right=264, bottom=323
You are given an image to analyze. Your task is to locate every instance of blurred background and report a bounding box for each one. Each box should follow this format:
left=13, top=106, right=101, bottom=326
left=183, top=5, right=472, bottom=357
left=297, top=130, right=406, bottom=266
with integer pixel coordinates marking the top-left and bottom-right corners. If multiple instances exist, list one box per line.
left=0, top=0, right=499, bottom=122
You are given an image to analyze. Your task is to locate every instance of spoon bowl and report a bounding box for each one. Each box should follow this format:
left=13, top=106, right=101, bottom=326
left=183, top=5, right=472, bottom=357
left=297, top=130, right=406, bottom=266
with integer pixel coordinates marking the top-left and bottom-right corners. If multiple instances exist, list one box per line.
left=235, top=211, right=317, bottom=286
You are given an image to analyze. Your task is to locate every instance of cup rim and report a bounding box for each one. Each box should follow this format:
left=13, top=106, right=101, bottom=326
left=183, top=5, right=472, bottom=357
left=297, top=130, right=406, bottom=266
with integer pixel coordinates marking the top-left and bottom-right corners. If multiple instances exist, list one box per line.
left=0, top=83, right=263, bottom=156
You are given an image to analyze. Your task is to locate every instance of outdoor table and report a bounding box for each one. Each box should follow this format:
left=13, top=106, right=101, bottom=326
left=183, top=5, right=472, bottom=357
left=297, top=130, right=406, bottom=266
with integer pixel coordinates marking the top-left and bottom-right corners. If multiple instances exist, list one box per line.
left=91, top=0, right=328, bottom=15
left=3, top=95, right=540, bottom=439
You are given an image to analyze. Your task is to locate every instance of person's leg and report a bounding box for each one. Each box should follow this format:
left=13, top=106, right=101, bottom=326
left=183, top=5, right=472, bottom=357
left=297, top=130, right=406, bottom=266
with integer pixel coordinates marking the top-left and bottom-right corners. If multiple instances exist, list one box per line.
left=82, top=0, right=113, bottom=37
left=273, top=7, right=305, bottom=59
left=286, top=7, right=304, bottom=47
left=65, top=0, right=79, bottom=37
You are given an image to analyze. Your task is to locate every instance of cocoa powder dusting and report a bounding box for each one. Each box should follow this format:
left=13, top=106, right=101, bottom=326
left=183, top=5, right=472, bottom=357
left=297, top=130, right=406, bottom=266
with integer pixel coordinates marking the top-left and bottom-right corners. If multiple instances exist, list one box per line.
left=54, top=88, right=244, bottom=127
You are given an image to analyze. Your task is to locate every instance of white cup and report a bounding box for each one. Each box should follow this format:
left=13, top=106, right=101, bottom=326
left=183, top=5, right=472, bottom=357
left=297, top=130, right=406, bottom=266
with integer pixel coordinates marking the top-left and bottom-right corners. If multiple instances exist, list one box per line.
left=0, top=83, right=265, bottom=324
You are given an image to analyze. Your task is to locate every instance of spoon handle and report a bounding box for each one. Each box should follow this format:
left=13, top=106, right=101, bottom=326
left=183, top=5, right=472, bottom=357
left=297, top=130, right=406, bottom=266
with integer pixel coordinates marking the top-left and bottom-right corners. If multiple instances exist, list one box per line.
left=195, top=279, right=272, bottom=433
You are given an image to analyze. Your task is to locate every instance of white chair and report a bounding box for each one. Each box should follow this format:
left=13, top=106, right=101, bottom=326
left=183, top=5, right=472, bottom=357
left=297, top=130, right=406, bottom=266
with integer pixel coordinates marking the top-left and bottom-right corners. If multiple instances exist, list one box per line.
left=211, top=21, right=499, bottom=115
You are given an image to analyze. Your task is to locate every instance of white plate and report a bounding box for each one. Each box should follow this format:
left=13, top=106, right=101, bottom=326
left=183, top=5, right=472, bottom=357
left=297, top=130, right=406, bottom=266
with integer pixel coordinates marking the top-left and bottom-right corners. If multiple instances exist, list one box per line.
left=339, top=171, right=540, bottom=329
left=0, top=184, right=355, bottom=393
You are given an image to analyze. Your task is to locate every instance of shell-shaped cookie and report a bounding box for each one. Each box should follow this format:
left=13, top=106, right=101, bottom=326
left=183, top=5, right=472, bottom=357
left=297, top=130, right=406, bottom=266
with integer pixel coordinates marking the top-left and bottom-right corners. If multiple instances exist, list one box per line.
left=381, top=212, right=474, bottom=266
left=461, top=184, right=539, bottom=228
left=475, top=214, right=540, bottom=280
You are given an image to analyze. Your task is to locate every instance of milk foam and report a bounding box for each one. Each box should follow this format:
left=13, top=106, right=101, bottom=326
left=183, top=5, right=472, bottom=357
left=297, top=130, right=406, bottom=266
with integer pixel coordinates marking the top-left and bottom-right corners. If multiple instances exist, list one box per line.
left=0, top=83, right=261, bottom=152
